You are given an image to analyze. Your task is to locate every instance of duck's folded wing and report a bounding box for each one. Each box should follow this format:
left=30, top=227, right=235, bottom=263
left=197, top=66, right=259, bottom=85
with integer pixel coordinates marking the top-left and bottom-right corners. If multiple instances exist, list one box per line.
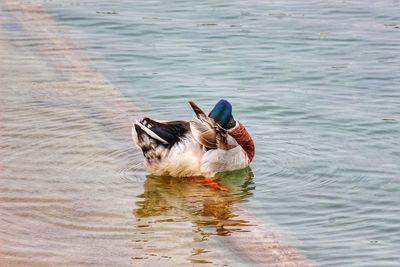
left=189, top=100, right=223, bottom=149
left=189, top=119, right=218, bottom=149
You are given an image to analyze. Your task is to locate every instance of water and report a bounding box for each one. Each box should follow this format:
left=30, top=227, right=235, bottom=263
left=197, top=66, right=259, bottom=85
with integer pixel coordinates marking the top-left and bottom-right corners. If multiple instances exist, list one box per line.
left=1, top=0, right=400, bottom=266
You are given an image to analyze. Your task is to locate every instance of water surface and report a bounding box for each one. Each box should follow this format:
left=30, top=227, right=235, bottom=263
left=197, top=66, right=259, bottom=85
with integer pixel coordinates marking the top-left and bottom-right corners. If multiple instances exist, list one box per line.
left=47, top=0, right=400, bottom=265
left=1, top=0, right=400, bottom=266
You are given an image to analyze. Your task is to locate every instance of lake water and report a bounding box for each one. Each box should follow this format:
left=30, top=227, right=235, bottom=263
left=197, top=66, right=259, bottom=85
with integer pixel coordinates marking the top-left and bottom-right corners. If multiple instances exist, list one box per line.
left=1, top=0, right=400, bottom=266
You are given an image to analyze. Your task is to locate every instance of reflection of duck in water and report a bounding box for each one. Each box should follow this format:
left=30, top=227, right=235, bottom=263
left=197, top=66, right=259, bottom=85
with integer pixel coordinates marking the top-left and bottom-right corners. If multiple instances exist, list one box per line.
left=133, top=170, right=314, bottom=266
left=131, top=100, right=255, bottom=184
left=135, top=167, right=254, bottom=236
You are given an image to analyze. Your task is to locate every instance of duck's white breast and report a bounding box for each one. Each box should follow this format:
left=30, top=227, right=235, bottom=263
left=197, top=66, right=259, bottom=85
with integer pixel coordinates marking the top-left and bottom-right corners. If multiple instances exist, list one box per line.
left=200, top=145, right=250, bottom=177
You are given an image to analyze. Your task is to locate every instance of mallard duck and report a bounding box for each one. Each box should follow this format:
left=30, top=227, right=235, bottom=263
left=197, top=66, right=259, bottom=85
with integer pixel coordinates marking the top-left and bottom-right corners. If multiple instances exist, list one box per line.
left=132, top=99, right=254, bottom=179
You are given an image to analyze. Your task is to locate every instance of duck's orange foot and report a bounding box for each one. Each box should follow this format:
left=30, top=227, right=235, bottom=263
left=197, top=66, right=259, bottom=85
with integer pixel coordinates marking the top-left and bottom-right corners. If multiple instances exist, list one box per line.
left=192, top=177, right=230, bottom=192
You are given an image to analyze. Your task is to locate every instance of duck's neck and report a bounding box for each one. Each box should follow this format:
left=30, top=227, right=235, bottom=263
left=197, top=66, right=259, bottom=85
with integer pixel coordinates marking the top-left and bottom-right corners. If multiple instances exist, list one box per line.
left=228, top=122, right=255, bottom=162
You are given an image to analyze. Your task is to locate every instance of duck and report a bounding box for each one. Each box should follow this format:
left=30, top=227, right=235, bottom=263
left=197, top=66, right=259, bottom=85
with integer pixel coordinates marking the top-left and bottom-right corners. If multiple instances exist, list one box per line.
left=131, top=99, right=255, bottom=180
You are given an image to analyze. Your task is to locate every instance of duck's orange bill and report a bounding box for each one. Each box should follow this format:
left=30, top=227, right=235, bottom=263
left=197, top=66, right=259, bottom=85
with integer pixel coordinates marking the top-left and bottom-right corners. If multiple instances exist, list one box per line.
left=191, top=177, right=230, bottom=192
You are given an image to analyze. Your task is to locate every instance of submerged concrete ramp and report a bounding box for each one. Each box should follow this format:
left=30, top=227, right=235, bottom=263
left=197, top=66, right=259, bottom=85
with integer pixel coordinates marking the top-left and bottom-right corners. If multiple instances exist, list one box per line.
left=0, top=1, right=314, bottom=266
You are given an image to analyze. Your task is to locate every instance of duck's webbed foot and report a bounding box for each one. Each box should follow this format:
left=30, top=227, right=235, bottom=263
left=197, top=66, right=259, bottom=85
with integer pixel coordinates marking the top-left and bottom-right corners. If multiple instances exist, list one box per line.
left=191, top=177, right=230, bottom=192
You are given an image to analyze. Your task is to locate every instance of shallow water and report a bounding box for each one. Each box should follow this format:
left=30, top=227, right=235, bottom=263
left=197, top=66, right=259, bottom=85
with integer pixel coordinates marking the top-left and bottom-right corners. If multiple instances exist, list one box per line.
left=1, top=0, right=400, bottom=266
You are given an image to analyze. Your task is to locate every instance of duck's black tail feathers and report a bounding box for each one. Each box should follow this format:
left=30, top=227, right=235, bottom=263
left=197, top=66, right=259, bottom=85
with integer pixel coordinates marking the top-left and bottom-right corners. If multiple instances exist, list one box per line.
left=132, top=117, right=190, bottom=154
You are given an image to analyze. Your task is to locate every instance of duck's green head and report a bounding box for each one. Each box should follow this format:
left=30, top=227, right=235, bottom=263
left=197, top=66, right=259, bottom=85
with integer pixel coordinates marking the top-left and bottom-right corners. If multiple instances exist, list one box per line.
left=209, top=99, right=236, bottom=130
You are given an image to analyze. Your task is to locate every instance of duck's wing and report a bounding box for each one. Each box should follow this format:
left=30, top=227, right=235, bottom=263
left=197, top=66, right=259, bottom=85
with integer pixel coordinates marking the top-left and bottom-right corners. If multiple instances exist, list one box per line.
left=189, top=101, right=231, bottom=150
left=189, top=119, right=218, bottom=149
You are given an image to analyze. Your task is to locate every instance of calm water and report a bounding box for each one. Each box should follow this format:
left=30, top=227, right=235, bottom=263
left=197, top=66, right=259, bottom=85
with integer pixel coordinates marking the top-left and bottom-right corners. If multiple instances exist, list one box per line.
left=1, top=0, right=400, bottom=266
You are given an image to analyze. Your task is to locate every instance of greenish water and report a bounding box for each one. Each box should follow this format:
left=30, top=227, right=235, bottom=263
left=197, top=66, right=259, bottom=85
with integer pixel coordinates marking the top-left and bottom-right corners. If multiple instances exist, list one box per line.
left=46, top=0, right=400, bottom=266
